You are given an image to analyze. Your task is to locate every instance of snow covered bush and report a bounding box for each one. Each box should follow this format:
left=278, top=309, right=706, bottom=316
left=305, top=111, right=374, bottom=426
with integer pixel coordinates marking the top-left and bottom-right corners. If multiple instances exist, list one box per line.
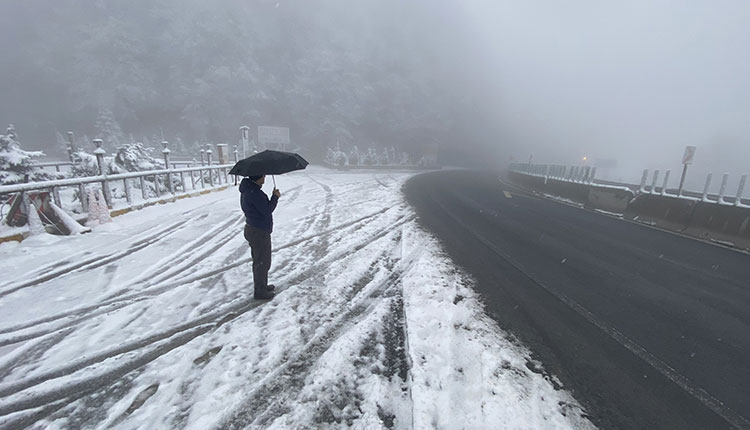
left=112, top=141, right=163, bottom=172
left=70, top=150, right=102, bottom=177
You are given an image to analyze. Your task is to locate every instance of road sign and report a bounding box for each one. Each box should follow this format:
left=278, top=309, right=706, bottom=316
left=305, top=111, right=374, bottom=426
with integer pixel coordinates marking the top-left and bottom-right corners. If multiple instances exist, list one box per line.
left=258, top=126, right=290, bottom=147
left=682, top=146, right=696, bottom=165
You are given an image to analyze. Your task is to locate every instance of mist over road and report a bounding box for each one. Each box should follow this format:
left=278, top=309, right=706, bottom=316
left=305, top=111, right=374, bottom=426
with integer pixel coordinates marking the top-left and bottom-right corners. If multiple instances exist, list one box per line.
left=405, top=170, right=750, bottom=430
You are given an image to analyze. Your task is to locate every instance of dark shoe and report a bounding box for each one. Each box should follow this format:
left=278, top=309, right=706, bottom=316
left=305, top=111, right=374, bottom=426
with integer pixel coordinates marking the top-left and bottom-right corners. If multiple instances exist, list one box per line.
left=266, top=284, right=275, bottom=291
left=254, top=289, right=275, bottom=300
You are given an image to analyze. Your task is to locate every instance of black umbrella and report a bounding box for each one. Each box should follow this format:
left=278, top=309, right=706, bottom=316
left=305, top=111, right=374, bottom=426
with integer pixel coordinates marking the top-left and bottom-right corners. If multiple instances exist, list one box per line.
left=229, top=149, right=309, bottom=187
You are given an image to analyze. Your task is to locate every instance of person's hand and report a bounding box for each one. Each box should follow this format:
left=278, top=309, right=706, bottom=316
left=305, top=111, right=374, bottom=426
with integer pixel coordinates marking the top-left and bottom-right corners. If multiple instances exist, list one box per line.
left=273, top=188, right=281, bottom=198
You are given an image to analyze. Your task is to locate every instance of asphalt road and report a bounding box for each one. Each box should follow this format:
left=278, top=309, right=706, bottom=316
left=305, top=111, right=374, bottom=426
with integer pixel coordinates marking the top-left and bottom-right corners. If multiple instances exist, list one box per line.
left=404, top=170, right=750, bottom=430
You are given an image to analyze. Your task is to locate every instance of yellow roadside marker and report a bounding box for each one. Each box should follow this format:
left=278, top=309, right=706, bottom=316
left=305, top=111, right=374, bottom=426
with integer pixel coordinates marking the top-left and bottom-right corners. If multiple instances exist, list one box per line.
left=503, top=191, right=512, bottom=199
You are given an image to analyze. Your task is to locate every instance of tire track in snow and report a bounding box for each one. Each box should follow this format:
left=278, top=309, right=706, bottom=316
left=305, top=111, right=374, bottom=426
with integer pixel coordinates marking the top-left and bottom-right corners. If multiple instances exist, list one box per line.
left=0, top=218, right=194, bottom=299
left=0, top=217, right=243, bottom=339
left=0, top=215, right=416, bottom=421
left=219, top=232, right=422, bottom=429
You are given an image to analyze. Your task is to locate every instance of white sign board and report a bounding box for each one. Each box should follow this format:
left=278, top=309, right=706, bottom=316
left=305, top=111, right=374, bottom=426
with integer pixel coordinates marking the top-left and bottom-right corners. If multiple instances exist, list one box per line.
left=258, top=126, right=290, bottom=145
left=682, top=146, right=697, bottom=165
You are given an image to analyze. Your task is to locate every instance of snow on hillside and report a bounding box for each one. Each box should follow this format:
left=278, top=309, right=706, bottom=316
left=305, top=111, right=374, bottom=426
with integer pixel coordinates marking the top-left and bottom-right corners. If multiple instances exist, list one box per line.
left=0, top=167, right=594, bottom=429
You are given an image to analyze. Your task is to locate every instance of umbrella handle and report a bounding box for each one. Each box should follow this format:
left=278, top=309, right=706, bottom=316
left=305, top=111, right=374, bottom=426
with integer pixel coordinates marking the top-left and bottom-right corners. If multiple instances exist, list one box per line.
left=272, top=175, right=276, bottom=189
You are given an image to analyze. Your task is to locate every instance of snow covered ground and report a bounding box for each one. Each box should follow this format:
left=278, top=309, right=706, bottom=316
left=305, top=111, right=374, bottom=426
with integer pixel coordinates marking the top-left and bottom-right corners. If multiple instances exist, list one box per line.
left=0, top=167, right=594, bottom=429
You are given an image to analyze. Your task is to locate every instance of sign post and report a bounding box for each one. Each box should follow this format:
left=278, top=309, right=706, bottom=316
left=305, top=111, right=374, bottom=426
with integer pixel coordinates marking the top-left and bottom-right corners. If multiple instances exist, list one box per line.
left=239, top=126, right=250, bottom=158
left=678, top=145, right=696, bottom=196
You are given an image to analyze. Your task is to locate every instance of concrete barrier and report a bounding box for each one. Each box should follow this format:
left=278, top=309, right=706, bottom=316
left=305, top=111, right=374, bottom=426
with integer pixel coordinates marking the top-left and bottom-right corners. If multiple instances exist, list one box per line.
left=624, top=194, right=697, bottom=227
left=682, top=202, right=750, bottom=248
left=587, top=186, right=634, bottom=213
left=509, top=169, right=750, bottom=251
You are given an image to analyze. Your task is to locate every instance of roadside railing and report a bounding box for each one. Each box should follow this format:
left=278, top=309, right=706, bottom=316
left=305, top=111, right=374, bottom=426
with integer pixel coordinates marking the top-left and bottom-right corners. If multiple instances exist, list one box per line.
left=0, top=164, right=234, bottom=215
left=509, top=162, right=598, bottom=185
left=34, top=161, right=74, bottom=172
left=509, top=162, right=749, bottom=207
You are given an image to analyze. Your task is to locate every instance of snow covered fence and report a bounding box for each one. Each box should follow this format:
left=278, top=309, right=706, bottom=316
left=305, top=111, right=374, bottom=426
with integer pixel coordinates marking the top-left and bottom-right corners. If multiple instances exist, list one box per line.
left=0, top=163, right=233, bottom=235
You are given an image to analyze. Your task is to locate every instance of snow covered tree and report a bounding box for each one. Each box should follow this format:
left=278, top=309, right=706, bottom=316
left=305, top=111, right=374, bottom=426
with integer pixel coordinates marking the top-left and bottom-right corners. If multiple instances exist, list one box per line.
left=378, top=147, right=391, bottom=165
left=399, top=152, right=410, bottom=165
left=112, top=141, right=163, bottom=172
left=349, top=145, right=360, bottom=166
left=69, top=150, right=99, bottom=177
left=94, top=107, right=125, bottom=152
left=0, top=126, right=57, bottom=185
left=362, top=148, right=377, bottom=166
left=332, top=146, right=348, bottom=167
left=324, top=147, right=335, bottom=165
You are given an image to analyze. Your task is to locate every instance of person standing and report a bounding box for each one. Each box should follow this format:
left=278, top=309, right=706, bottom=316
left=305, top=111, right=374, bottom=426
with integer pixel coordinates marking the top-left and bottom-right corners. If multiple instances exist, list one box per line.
left=240, top=174, right=281, bottom=300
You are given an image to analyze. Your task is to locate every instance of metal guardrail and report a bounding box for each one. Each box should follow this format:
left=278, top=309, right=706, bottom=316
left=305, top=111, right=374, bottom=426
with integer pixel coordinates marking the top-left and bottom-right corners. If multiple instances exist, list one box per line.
left=0, top=164, right=234, bottom=214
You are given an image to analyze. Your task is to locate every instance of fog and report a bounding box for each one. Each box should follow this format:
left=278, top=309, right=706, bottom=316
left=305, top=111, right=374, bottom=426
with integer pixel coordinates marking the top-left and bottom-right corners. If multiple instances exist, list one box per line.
left=1, top=1, right=749, bottom=189
left=465, top=1, right=750, bottom=188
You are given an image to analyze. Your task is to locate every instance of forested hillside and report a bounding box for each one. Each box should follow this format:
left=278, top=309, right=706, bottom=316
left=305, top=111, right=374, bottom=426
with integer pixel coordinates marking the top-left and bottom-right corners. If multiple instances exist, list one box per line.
left=0, top=0, right=484, bottom=160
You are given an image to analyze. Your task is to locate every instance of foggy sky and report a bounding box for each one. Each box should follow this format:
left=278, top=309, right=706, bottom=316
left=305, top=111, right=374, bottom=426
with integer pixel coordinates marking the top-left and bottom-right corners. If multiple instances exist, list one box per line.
left=1, top=1, right=749, bottom=191
left=462, top=0, right=750, bottom=188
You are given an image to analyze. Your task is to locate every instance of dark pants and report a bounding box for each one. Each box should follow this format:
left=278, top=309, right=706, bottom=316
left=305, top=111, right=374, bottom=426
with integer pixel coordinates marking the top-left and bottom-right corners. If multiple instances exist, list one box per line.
left=244, top=225, right=272, bottom=293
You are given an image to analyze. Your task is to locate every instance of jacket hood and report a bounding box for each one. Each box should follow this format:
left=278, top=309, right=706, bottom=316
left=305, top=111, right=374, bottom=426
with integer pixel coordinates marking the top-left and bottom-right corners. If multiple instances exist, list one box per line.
left=239, top=178, right=258, bottom=193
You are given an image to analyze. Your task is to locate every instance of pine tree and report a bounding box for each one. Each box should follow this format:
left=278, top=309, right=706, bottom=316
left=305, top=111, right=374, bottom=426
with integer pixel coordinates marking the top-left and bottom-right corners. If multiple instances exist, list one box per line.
left=94, top=107, right=125, bottom=152
left=0, top=126, right=56, bottom=185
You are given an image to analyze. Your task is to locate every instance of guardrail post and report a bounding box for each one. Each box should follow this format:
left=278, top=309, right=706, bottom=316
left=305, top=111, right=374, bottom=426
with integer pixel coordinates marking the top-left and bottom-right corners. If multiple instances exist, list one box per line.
left=123, top=178, right=132, bottom=204
left=701, top=173, right=712, bottom=202
left=661, top=170, right=671, bottom=196
left=234, top=145, right=239, bottom=163
left=200, top=147, right=206, bottom=166
left=180, top=171, right=186, bottom=192
left=639, top=169, right=649, bottom=193
left=206, top=147, right=214, bottom=186
left=78, top=183, right=88, bottom=212
left=718, top=173, right=729, bottom=204
left=140, top=176, right=148, bottom=199
left=190, top=169, right=196, bottom=190
left=162, top=140, right=173, bottom=194
left=650, top=170, right=660, bottom=194
left=51, top=186, right=62, bottom=207
left=92, top=139, right=112, bottom=207
left=154, top=174, right=161, bottom=196
left=734, top=175, right=746, bottom=207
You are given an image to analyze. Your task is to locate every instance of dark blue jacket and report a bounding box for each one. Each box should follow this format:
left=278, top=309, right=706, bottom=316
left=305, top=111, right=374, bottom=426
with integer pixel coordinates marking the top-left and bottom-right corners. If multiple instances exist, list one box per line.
left=240, top=178, right=279, bottom=233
